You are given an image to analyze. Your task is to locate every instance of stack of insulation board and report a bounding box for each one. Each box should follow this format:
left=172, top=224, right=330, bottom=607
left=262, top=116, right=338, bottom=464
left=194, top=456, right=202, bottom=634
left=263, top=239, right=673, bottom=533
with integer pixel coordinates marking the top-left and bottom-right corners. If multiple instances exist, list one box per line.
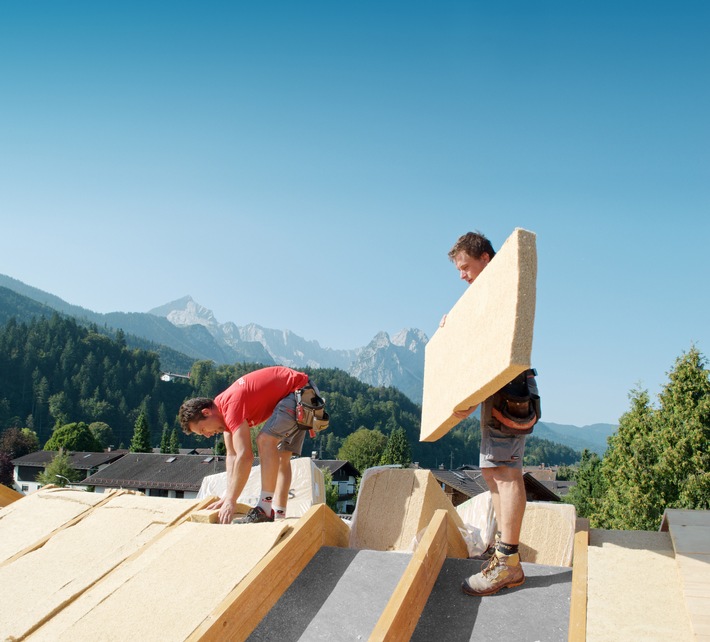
left=0, top=488, right=293, bottom=640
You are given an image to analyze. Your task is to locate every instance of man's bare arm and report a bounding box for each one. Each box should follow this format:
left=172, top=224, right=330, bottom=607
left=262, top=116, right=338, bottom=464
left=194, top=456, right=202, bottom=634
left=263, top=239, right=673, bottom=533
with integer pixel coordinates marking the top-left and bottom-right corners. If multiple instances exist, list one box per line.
left=210, top=422, right=253, bottom=524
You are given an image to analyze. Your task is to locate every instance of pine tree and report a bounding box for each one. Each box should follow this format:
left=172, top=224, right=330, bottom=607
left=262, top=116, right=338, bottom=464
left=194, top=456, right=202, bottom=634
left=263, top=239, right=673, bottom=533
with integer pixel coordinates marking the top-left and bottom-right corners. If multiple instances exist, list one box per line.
left=655, top=347, right=710, bottom=510
left=169, top=428, right=180, bottom=454
left=380, top=427, right=412, bottom=467
left=160, top=424, right=170, bottom=454
left=596, top=387, right=665, bottom=530
left=593, top=347, right=710, bottom=530
left=564, top=449, right=604, bottom=523
left=129, top=411, right=152, bottom=453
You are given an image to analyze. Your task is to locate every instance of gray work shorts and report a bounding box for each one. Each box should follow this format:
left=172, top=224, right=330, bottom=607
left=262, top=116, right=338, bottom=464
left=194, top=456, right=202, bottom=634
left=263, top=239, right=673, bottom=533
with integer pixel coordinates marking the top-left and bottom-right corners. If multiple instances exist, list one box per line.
left=479, top=400, right=526, bottom=469
left=260, top=393, right=306, bottom=455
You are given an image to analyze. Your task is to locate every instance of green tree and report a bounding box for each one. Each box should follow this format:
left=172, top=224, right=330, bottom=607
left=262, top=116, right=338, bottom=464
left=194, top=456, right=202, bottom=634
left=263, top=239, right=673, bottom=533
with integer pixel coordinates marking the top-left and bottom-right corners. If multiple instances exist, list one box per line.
left=580, top=347, right=710, bottom=530
left=169, top=428, right=180, bottom=454
left=380, top=427, right=412, bottom=467
left=89, top=422, right=114, bottom=450
left=337, top=427, right=388, bottom=473
left=129, top=411, right=152, bottom=453
left=655, top=347, right=710, bottom=510
left=564, top=449, right=605, bottom=522
left=596, top=388, right=663, bottom=530
left=36, top=449, right=82, bottom=487
left=44, top=422, right=103, bottom=453
left=322, top=468, right=340, bottom=512
left=47, top=391, right=71, bottom=426
left=213, top=434, right=226, bottom=456
left=160, top=424, right=170, bottom=454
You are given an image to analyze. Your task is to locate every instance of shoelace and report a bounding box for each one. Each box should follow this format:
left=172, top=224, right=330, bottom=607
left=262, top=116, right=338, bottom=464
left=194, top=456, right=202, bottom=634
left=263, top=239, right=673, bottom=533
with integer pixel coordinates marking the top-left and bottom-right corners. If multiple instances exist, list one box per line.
left=482, top=555, right=502, bottom=577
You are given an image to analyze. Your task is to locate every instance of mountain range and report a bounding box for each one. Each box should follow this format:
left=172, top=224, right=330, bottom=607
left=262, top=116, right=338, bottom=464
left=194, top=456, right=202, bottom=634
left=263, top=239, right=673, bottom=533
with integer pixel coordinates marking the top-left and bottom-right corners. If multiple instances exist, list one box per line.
left=0, top=274, right=427, bottom=403
left=0, top=273, right=616, bottom=455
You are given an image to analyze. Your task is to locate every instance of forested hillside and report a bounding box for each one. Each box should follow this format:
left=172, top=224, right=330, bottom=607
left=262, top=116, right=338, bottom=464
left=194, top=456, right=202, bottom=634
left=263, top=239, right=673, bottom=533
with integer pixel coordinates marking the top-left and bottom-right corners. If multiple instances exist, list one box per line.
left=0, top=315, right=581, bottom=469
left=0, top=315, right=190, bottom=448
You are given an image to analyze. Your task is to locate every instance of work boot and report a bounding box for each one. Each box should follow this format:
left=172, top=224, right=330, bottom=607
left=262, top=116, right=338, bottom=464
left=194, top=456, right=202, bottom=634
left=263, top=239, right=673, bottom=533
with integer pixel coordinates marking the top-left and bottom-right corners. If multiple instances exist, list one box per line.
left=235, top=506, right=274, bottom=524
left=461, top=551, right=525, bottom=596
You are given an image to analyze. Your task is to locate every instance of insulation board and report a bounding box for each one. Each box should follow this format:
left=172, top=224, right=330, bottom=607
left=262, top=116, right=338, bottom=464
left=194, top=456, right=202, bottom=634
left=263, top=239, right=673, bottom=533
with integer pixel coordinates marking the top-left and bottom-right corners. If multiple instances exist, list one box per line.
left=421, top=228, right=537, bottom=442
left=349, top=468, right=464, bottom=552
left=519, top=501, right=577, bottom=567
left=27, top=520, right=290, bottom=642
left=0, top=487, right=106, bottom=564
left=0, top=493, right=196, bottom=640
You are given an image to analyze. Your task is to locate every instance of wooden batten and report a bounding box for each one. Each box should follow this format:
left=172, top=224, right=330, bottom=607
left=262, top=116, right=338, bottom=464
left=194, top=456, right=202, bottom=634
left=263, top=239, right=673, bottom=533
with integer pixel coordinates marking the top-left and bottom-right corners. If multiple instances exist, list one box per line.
left=370, top=509, right=456, bottom=642
left=0, top=484, right=23, bottom=507
left=568, top=517, right=589, bottom=642
left=187, top=503, right=350, bottom=642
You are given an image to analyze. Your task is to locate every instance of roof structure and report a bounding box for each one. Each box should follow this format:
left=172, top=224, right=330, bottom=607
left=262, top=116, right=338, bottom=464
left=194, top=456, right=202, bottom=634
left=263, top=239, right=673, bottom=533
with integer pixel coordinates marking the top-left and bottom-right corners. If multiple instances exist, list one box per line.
left=82, top=452, right=226, bottom=491
left=431, top=467, right=561, bottom=504
left=1, top=465, right=707, bottom=640
left=12, top=449, right=125, bottom=471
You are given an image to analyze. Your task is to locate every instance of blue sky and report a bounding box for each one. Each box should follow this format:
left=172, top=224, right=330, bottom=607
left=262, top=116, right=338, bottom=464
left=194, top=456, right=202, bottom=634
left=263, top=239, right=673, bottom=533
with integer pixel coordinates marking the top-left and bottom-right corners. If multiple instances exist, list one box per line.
left=1, top=1, right=708, bottom=427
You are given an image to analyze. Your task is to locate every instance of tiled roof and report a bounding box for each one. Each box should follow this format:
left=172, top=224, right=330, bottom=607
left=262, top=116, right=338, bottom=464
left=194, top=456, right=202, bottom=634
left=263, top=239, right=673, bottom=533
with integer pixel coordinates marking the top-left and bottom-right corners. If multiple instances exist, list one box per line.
left=82, top=452, right=226, bottom=491
left=523, top=467, right=557, bottom=482
left=313, top=459, right=361, bottom=477
left=11, top=450, right=125, bottom=471
left=431, top=467, right=561, bottom=502
left=431, top=468, right=490, bottom=497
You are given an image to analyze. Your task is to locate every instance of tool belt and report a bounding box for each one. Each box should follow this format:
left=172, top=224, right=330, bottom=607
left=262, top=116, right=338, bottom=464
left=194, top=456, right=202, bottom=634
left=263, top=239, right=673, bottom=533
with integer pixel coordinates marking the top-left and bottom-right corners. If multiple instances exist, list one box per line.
left=295, top=381, right=330, bottom=437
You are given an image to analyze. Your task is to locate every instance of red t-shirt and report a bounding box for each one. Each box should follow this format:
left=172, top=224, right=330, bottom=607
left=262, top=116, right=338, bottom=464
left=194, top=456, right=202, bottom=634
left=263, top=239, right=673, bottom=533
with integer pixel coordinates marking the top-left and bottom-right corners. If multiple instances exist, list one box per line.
left=214, top=366, right=309, bottom=432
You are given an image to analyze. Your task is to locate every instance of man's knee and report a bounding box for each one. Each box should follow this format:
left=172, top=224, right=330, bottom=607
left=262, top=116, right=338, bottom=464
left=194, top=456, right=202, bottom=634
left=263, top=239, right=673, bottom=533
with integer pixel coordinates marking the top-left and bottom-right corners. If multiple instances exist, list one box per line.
left=257, top=431, right=279, bottom=450
left=483, top=465, right=523, bottom=483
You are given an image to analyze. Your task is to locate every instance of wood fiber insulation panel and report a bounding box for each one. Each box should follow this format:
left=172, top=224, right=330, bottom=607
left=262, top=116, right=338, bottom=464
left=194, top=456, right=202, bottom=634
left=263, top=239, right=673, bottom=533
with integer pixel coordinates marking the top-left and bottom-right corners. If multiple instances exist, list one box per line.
left=27, top=521, right=290, bottom=642
left=0, top=493, right=198, bottom=640
left=0, top=487, right=106, bottom=564
left=421, top=228, right=537, bottom=442
left=519, top=501, right=577, bottom=567
left=190, top=504, right=350, bottom=641
left=350, top=468, right=465, bottom=552
left=586, top=529, right=694, bottom=641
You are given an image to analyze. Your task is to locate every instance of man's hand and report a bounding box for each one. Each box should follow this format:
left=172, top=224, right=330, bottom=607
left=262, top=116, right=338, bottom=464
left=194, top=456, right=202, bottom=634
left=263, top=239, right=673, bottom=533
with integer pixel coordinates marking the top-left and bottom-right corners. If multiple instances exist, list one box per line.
left=218, top=498, right=235, bottom=524
left=439, top=314, right=447, bottom=327
left=207, top=497, right=224, bottom=510
left=453, top=405, right=478, bottom=419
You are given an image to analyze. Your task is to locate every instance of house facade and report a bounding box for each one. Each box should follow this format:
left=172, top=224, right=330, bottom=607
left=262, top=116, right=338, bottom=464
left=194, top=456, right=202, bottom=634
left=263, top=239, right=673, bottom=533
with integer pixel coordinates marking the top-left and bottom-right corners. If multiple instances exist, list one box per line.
left=11, top=450, right=126, bottom=494
left=313, top=459, right=360, bottom=514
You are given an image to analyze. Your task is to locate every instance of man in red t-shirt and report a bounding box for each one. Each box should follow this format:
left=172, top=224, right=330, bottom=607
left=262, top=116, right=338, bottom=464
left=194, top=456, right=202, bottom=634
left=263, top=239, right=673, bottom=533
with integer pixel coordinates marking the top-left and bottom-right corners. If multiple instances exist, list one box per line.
left=179, top=366, right=310, bottom=524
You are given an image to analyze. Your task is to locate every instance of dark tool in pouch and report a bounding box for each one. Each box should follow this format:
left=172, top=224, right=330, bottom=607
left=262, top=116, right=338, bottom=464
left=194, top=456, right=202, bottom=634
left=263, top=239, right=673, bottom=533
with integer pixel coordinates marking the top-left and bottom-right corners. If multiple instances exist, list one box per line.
left=295, top=381, right=330, bottom=438
left=491, top=368, right=541, bottom=435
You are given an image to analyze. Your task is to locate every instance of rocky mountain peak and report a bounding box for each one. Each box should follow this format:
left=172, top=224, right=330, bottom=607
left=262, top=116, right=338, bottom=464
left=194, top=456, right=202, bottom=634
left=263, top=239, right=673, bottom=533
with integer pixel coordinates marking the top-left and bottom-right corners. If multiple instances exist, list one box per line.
left=149, top=296, right=429, bottom=403
left=149, top=296, right=218, bottom=329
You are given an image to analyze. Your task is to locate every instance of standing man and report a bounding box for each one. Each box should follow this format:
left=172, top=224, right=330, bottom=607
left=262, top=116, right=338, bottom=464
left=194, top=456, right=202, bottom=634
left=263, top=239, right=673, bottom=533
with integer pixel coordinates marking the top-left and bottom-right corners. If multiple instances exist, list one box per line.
left=445, top=231, right=540, bottom=596
left=179, top=365, right=310, bottom=524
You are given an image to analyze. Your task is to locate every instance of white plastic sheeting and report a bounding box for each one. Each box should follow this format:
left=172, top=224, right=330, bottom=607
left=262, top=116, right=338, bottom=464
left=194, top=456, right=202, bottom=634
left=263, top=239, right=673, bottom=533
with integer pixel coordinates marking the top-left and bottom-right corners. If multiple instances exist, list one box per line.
left=196, top=456, right=326, bottom=519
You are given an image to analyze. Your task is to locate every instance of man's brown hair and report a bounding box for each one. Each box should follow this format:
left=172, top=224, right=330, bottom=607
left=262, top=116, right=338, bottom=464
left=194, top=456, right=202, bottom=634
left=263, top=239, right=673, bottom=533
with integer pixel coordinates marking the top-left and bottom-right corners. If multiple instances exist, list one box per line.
left=178, top=397, right=214, bottom=434
left=448, top=231, right=496, bottom=262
